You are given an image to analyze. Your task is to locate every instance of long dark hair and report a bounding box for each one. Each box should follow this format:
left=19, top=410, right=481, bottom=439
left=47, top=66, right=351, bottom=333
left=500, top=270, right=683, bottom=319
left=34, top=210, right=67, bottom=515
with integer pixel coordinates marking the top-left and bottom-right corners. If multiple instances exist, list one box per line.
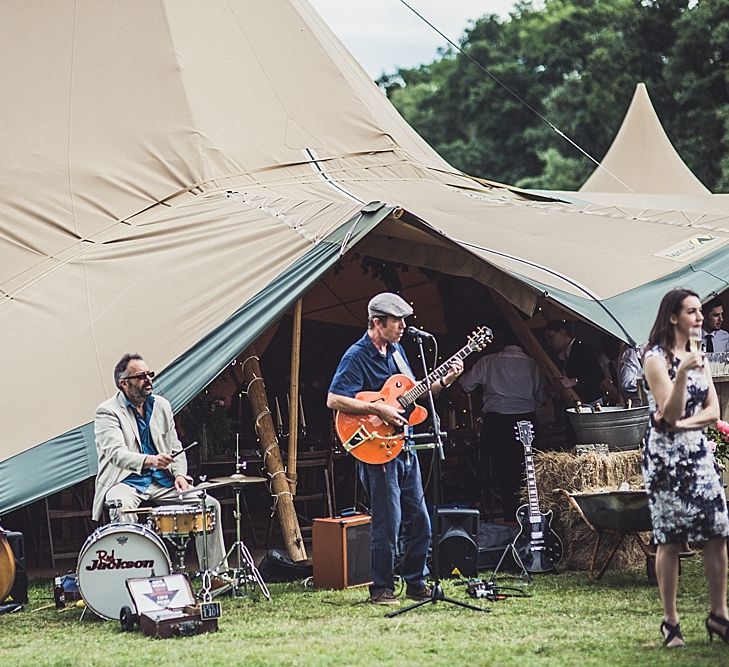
left=646, top=287, right=699, bottom=363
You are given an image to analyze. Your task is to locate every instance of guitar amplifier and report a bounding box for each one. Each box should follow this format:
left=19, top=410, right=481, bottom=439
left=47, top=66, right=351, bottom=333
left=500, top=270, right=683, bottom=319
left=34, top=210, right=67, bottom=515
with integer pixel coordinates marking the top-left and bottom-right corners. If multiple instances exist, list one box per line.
left=313, top=515, right=371, bottom=590
left=1, top=530, right=27, bottom=604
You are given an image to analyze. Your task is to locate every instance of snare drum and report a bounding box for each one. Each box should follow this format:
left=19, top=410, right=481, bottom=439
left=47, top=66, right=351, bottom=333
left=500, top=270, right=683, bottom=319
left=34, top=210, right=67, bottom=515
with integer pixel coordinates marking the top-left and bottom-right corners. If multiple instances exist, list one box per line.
left=77, top=523, right=171, bottom=620
left=150, top=505, right=215, bottom=537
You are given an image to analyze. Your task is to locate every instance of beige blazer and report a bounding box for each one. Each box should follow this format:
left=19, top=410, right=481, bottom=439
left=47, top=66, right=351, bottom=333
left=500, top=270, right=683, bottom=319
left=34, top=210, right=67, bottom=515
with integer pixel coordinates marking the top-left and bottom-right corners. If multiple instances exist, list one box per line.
left=92, top=391, right=186, bottom=521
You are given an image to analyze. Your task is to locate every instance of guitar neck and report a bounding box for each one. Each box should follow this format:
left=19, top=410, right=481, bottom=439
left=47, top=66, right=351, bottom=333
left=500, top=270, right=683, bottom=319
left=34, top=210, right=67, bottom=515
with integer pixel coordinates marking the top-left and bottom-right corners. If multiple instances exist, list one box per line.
left=516, top=420, right=541, bottom=521
left=523, top=443, right=542, bottom=521
left=397, top=344, right=472, bottom=408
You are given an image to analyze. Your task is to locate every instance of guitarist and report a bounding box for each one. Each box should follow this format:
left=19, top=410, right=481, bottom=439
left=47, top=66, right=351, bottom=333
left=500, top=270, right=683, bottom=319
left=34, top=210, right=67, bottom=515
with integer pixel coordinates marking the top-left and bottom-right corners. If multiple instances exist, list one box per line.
left=327, top=292, right=462, bottom=605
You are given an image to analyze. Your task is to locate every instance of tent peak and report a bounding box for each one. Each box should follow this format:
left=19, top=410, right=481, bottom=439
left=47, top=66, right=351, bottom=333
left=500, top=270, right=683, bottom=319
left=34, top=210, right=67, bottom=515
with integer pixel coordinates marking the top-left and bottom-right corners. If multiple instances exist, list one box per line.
left=580, top=83, right=710, bottom=195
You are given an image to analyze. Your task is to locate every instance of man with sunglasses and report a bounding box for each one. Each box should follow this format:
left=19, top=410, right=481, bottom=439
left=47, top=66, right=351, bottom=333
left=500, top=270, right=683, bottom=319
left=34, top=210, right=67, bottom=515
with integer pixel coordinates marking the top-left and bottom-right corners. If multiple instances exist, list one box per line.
left=92, top=353, right=227, bottom=571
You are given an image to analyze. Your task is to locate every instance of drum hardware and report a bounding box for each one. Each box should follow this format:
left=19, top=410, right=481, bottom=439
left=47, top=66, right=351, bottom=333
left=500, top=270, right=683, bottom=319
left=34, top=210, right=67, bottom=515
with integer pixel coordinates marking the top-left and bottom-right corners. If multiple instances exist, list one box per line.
left=188, top=488, right=219, bottom=603
left=149, top=504, right=215, bottom=573
left=209, top=446, right=270, bottom=600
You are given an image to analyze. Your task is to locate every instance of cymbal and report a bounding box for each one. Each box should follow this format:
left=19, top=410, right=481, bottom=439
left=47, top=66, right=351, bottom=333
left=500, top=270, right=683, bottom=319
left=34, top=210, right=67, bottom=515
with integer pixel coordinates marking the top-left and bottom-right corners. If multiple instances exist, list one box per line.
left=149, top=475, right=268, bottom=500
left=209, top=474, right=267, bottom=485
left=148, top=481, right=228, bottom=500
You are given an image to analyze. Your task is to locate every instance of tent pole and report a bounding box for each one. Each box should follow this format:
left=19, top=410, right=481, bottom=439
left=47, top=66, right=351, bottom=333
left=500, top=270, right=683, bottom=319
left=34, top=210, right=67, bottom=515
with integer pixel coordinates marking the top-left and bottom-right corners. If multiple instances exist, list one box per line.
left=287, top=299, right=303, bottom=496
left=490, top=290, right=580, bottom=405
left=241, top=347, right=307, bottom=562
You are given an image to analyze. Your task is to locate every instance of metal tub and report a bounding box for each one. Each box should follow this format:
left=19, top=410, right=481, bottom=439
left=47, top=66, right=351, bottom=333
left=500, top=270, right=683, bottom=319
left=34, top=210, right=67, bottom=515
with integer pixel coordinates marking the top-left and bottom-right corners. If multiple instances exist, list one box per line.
left=566, top=405, right=649, bottom=450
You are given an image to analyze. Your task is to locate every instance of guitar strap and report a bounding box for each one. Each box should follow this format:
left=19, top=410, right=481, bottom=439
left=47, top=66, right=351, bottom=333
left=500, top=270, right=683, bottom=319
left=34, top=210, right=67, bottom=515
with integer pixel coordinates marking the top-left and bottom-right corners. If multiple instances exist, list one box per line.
left=392, top=347, right=415, bottom=382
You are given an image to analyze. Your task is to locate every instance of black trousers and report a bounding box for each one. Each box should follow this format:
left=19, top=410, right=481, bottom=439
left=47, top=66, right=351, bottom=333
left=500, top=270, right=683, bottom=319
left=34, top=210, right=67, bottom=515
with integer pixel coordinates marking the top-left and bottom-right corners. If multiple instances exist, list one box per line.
left=480, top=412, right=537, bottom=521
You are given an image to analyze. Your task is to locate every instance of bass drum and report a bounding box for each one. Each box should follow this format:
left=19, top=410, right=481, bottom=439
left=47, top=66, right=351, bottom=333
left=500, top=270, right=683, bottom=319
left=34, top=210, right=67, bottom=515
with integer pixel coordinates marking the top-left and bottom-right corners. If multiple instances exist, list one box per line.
left=77, top=523, right=171, bottom=620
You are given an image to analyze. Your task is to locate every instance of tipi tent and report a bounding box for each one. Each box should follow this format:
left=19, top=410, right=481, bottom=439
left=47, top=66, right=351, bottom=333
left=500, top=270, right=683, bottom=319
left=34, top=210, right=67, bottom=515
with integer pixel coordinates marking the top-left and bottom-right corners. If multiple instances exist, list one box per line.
left=580, top=82, right=710, bottom=195
left=2, top=1, right=729, bottom=514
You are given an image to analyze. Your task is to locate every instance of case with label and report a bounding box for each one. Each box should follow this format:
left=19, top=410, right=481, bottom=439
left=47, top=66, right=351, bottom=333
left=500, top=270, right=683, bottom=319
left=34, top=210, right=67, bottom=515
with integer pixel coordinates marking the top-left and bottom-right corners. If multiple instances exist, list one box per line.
left=124, top=573, right=220, bottom=638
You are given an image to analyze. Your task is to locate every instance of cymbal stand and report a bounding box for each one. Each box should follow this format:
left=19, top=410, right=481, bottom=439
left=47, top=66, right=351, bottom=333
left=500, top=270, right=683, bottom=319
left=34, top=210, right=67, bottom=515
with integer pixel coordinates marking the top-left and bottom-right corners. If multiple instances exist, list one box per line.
left=194, top=489, right=217, bottom=602
left=214, top=477, right=270, bottom=600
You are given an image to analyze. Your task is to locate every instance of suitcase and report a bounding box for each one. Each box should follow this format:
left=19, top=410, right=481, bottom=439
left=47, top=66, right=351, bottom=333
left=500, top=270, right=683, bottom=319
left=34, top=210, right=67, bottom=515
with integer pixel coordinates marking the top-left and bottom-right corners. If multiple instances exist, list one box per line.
left=123, top=573, right=220, bottom=638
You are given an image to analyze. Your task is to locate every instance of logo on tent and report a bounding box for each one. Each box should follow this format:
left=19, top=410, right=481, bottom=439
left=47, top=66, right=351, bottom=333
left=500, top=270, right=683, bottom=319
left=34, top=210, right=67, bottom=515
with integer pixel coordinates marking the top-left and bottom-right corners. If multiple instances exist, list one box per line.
left=654, top=235, right=726, bottom=262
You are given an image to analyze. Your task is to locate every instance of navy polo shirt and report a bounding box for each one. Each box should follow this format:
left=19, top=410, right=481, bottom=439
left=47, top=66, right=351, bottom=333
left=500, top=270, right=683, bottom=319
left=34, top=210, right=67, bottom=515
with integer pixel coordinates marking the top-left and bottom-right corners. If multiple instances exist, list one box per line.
left=329, top=332, right=412, bottom=397
left=123, top=395, right=174, bottom=491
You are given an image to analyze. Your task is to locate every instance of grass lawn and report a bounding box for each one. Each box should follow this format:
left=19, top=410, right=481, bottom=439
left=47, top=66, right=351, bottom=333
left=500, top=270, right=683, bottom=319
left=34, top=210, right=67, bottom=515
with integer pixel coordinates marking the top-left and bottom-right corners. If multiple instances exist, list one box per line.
left=1, top=558, right=728, bottom=666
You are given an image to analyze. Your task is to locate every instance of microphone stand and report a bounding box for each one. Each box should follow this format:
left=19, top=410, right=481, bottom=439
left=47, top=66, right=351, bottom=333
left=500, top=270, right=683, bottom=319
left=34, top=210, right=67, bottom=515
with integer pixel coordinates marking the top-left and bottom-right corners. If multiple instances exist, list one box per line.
left=387, top=332, right=487, bottom=617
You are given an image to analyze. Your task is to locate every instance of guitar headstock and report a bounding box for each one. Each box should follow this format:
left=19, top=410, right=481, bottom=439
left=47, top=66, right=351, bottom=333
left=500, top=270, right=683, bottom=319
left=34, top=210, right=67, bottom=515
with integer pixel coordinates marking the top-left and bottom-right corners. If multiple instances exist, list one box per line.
left=467, top=326, right=493, bottom=352
left=515, top=420, right=534, bottom=446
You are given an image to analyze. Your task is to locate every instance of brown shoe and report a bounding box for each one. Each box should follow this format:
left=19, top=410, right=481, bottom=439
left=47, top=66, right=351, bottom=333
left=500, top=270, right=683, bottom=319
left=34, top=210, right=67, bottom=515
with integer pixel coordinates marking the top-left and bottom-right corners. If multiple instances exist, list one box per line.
left=406, top=584, right=432, bottom=601
left=369, top=589, right=400, bottom=606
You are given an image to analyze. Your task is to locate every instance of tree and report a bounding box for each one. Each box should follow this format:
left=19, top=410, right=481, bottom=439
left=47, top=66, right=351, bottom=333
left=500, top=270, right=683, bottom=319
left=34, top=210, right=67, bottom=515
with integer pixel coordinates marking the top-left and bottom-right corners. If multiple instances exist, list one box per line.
left=379, top=0, right=729, bottom=192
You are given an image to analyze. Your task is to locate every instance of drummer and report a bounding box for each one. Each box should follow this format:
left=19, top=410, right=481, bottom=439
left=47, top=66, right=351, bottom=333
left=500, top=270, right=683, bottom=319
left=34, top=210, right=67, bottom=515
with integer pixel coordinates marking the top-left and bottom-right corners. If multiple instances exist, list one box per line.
left=92, top=353, right=228, bottom=571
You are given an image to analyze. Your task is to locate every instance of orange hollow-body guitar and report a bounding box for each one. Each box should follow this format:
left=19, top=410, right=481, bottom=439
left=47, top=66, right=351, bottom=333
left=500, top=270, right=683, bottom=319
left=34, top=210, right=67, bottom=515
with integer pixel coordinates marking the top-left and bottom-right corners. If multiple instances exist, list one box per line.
left=334, top=327, right=492, bottom=464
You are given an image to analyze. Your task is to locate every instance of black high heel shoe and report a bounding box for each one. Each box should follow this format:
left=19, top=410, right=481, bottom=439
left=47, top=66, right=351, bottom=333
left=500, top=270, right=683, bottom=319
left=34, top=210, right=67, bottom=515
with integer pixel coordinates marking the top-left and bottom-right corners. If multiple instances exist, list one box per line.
left=661, top=620, right=685, bottom=648
left=706, top=612, right=729, bottom=644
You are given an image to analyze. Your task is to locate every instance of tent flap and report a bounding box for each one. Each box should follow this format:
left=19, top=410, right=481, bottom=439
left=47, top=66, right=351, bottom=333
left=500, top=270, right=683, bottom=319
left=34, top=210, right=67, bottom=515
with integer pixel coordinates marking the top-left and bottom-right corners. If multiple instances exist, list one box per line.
left=0, top=204, right=393, bottom=515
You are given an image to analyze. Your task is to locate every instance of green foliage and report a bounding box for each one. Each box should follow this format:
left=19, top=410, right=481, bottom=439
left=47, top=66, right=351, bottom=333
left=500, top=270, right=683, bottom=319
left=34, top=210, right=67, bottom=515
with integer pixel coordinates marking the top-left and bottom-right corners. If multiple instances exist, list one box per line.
left=381, top=0, right=729, bottom=192
left=3, top=560, right=728, bottom=666
left=177, top=392, right=233, bottom=458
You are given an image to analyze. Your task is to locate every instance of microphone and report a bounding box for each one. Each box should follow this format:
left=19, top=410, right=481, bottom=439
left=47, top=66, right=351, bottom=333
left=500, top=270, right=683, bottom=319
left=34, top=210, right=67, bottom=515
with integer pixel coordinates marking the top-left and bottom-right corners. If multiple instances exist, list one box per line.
left=406, top=326, right=436, bottom=339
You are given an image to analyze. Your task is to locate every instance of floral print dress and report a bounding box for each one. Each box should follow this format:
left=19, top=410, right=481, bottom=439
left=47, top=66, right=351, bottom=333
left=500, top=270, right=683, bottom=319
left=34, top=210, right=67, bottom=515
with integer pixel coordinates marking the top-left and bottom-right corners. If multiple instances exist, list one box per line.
left=642, top=346, right=729, bottom=544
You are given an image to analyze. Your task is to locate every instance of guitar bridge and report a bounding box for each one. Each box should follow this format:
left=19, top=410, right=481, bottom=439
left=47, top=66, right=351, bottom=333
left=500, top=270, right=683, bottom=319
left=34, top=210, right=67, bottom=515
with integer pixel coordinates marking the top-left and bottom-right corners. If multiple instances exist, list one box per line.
left=340, top=425, right=373, bottom=452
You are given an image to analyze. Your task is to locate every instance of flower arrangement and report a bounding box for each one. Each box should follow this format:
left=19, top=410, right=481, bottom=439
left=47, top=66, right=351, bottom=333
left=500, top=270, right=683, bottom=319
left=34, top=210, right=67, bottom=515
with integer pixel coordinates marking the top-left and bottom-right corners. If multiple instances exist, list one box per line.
left=706, top=420, right=729, bottom=466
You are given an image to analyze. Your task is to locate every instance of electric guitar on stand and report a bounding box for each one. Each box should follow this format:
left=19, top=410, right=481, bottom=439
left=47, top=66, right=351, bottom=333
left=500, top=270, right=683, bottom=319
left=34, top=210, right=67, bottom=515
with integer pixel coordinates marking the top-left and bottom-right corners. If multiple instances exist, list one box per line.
left=334, top=327, right=492, bottom=464
left=513, top=420, right=563, bottom=573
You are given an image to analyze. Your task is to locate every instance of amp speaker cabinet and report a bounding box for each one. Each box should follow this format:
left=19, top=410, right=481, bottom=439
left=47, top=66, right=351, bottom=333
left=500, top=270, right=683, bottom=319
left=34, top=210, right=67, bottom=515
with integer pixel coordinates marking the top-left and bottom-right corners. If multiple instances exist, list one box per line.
left=1, top=530, right=28, bottom=603
left=436, top=507, right=479, bottom=579
left=313, top=514, right=371, bottom=590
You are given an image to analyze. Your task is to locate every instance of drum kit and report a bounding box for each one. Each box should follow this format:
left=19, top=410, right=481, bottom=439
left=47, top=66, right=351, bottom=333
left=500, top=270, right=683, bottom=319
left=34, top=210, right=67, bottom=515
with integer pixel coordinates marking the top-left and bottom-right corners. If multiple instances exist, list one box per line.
left=76, top=469, right=269, bottom=621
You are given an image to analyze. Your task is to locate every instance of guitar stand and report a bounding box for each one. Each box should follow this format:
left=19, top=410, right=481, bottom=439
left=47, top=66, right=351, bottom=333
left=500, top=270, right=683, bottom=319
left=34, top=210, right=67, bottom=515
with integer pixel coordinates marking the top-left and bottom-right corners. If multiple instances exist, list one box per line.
left=490, top=539, right=531, bottom=584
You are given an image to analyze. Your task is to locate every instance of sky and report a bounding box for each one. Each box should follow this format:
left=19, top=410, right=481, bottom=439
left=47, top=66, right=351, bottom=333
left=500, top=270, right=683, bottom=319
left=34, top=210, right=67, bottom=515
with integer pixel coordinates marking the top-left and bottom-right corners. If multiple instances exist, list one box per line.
left=308, top=0, right=522, bottom=78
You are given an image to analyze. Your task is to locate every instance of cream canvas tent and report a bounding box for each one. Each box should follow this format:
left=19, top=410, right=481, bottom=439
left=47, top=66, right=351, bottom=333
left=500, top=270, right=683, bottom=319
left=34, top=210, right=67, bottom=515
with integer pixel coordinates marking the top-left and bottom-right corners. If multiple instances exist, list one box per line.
left=3, top=0, right=729, bottom=514
left=580, top=82, right=710, bottom=195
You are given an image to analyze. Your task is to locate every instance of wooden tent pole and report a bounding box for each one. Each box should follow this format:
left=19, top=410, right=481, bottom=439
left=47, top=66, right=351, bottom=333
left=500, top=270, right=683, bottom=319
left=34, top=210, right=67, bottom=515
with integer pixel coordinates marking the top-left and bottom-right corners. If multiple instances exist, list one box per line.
left=241, top=347, right=307, bottom=562
left=490, top=290, right=581, bottom=405
left=287, top=299, right=302, bottom=496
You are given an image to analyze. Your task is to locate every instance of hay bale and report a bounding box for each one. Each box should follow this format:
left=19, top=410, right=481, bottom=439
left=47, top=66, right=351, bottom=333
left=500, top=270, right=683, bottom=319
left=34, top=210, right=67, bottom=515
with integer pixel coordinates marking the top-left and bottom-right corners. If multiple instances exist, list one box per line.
left=525, top=449, right=649, bottom=571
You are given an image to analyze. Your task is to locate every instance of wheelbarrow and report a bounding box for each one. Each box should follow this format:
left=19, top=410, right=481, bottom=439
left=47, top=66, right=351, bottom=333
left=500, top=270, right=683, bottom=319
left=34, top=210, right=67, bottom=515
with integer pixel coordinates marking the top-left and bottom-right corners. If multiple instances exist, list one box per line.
left=557, top=489, right=655, bottom=581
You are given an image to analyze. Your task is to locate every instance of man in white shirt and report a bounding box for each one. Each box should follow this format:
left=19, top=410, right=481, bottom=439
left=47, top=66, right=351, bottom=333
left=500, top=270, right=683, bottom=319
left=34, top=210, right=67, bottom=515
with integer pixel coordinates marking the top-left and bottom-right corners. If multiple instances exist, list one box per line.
left=618, top=345, right=644, bottom=405
left=702, top=298, right=729, bottom=353
left=459, top=331, right=545, bottom=521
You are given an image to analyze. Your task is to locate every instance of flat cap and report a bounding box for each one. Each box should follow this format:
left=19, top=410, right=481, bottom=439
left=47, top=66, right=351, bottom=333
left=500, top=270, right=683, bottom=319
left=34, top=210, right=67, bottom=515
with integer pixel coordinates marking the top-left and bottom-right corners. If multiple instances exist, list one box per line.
left=367, top=292, right=413, bottom=319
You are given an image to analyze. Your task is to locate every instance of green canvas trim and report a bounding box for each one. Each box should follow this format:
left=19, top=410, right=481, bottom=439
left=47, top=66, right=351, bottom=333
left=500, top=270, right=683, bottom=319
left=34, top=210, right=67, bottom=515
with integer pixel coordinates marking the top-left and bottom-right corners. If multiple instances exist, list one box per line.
left=0, top=204, right=394, bottom=515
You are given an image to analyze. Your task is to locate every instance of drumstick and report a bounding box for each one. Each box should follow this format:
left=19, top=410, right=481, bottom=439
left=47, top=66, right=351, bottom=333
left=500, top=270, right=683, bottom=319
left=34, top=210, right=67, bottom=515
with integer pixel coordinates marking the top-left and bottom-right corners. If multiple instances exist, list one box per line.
left=171, top=441, right=198, bottom=459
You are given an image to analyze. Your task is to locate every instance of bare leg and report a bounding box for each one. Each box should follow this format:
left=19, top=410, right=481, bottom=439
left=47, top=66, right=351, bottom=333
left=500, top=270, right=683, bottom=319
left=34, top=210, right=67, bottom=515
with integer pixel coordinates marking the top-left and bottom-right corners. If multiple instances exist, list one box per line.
left=656, top=542, right=684, bottom=646
left=704, top=538, right=729, bottom=621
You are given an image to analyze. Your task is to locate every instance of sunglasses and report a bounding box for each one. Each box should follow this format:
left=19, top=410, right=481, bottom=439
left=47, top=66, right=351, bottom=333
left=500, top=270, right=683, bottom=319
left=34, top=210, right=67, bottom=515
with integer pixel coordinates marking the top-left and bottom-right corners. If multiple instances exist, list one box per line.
left=122, top=371, right=156, bottom=381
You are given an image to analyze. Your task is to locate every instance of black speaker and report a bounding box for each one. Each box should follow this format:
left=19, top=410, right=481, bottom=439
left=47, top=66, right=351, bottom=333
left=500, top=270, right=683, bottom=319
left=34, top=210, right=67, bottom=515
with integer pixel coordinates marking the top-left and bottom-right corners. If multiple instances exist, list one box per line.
left=436, top=507, right=479, bottom=578
left=2, top=531, right=28, bottom=604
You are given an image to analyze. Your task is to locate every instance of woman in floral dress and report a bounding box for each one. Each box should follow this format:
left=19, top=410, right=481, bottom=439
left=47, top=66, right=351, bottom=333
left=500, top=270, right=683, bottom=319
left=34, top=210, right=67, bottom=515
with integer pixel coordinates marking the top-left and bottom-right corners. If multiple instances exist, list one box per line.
left=643, top=287, right=729, bottom=647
